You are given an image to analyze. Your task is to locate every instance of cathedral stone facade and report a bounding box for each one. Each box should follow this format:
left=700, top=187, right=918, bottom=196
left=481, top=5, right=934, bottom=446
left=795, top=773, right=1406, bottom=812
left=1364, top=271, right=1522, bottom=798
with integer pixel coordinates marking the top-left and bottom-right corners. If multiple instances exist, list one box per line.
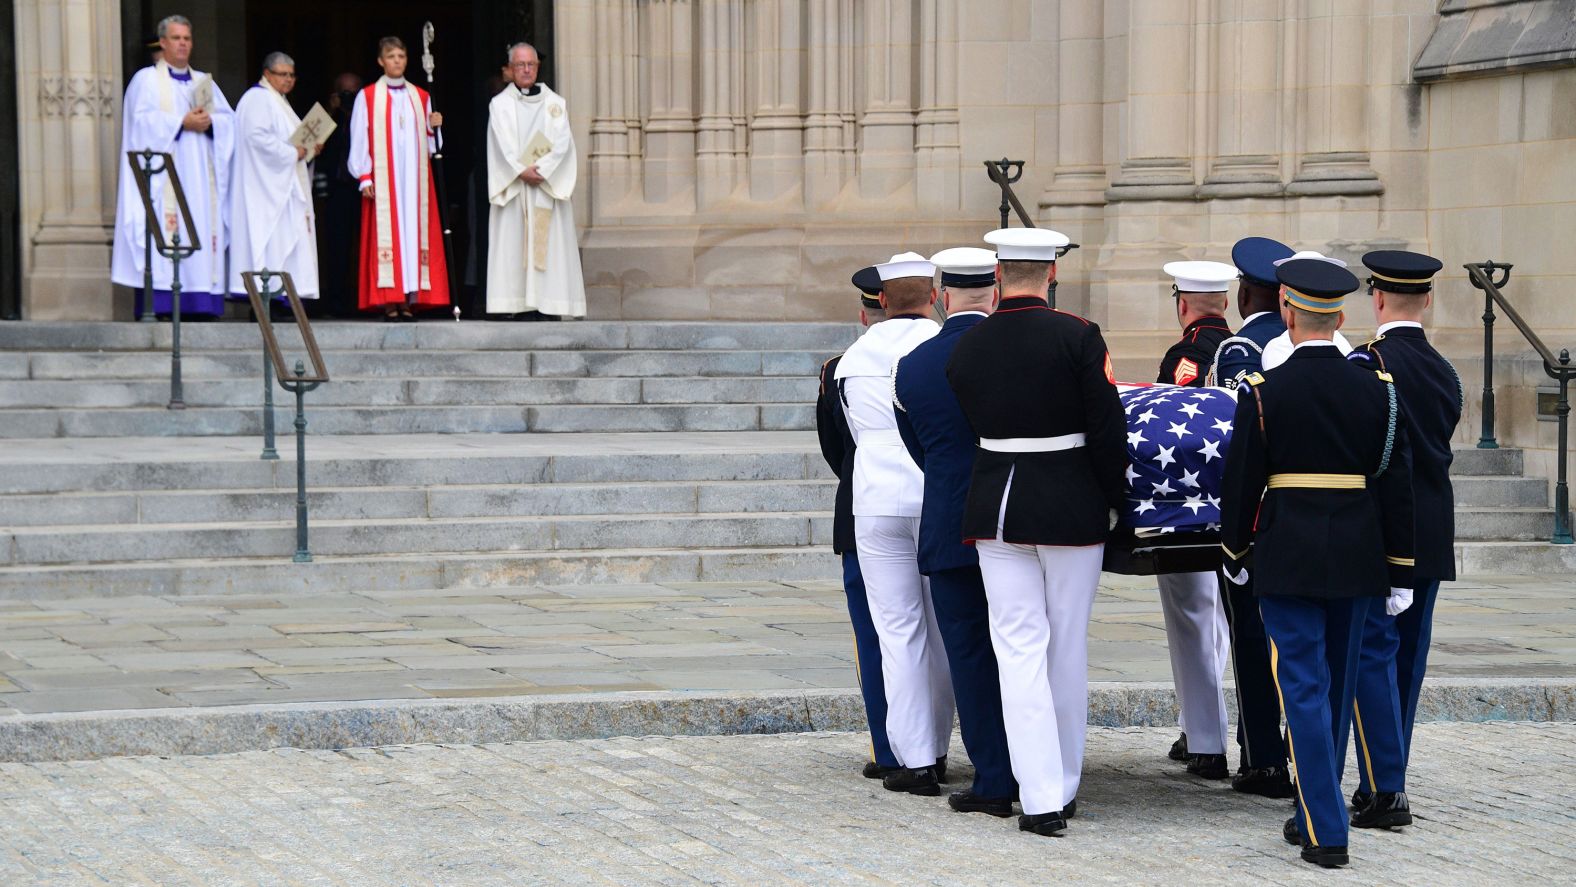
left=13, top=0, right=1576, bottom=350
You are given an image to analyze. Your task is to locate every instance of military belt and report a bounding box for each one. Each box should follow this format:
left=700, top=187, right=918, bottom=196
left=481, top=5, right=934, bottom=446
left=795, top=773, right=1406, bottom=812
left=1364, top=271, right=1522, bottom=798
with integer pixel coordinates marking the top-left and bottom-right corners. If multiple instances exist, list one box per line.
left=979, top=433, right=1086, bottom=453
left=1266, top=473, right=1366, bottom=490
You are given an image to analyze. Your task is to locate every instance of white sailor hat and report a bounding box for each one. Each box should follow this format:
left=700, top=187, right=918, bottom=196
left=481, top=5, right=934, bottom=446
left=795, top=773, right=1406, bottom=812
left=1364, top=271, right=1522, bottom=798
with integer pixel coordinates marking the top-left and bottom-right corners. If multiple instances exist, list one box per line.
left=875, top=251, right=937, bottom=282
left=1272, top=249, right=1348, bottom=268
left=929, top=247, right=997, bottom=288
left=1162, top=260, right=1239, bottom=294
left=982, top=227, right=1070, bottom=262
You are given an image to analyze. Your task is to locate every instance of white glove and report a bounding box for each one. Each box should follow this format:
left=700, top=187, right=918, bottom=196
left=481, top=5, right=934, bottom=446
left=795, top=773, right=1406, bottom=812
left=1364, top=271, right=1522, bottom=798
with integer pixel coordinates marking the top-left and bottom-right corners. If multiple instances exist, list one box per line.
left=1385, top=586, right=1414, bottom=616
left=1222, top=566, right=1249, bottom=586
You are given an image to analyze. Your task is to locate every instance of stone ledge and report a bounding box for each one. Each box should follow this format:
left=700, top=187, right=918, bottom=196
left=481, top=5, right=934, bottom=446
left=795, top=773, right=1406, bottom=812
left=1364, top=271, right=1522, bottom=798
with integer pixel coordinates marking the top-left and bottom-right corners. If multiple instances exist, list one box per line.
left=2, top=678, right=1571, bottom=763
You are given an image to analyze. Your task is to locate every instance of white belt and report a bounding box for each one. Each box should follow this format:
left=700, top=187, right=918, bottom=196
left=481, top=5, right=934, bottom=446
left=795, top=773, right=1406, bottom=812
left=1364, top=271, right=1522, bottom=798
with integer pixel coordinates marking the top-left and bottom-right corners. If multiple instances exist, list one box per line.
left=860, top=430, right=906, bottom=447
left=979, top=433, right=1086, bottom=453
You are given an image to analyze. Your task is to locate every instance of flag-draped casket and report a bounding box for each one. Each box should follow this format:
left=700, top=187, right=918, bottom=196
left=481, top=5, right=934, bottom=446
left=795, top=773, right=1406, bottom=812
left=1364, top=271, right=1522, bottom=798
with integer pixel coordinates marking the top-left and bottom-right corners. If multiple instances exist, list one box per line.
left=1103, top=383, right=1239, bottom=575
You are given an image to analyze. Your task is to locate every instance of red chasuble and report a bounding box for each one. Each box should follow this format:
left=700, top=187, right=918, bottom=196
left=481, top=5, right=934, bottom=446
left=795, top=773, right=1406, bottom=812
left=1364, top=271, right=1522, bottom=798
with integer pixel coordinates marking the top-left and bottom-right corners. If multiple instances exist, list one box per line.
left=355, top=80, right=450, bottom=311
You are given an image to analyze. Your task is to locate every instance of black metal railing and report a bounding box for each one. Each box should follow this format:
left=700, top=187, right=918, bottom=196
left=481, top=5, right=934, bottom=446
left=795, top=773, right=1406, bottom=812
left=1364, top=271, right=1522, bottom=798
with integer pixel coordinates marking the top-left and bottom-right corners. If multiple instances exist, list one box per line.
left=1465, top=260, right=1573, bottom=545
left=982, top=158, right=1079, bottom=307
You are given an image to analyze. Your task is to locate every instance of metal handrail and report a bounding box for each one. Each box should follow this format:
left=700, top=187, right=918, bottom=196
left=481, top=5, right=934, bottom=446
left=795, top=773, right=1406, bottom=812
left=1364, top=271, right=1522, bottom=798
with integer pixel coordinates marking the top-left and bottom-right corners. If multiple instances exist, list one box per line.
left=1465, top=260, right=1573, bottom=544
left=981, top=159, right=1080, bottom=307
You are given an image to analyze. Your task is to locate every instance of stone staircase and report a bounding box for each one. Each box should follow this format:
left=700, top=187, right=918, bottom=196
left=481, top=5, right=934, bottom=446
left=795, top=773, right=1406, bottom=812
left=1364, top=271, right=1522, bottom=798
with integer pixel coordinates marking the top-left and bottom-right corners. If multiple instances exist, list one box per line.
left=0, top=320, right=1569, bottom=599
left=0, top=322, right=850, bottom=437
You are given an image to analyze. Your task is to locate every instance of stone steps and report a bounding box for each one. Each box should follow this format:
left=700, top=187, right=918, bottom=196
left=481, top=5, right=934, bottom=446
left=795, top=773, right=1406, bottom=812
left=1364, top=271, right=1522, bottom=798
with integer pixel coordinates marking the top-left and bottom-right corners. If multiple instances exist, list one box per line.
left=0, top=479, right=836, bottom=526
left=0, top=403, right=817, bottom=437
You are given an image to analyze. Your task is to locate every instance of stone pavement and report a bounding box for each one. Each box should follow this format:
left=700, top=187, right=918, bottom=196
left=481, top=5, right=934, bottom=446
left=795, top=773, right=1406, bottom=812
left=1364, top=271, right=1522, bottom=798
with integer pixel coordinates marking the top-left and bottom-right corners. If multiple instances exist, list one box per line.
left=2, top=723, right=1573, bottom=885
left=2, top=574, right=1572, bottom=718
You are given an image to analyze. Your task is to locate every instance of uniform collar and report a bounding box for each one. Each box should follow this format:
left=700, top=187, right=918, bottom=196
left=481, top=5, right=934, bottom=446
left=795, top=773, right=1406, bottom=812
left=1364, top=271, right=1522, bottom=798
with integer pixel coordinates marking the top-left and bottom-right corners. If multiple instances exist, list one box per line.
left=1377, top=320, right=1425, bottom=337
left=946, top=310, right=988, bottom=321
left=1291, top=339, right=1342, bottom=356
left=1241, top=311, right=1278, bottom=327
left=997, top=295, right=1048, bottom=312
left=1185, top=316, right=1231, bottom=334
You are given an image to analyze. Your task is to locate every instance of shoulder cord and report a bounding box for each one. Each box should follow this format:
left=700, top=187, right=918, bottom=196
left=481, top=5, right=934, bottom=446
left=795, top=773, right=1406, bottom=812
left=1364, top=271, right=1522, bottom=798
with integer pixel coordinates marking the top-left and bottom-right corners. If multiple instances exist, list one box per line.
left=1207, top=336, right=1264, bottom=387
left=1443, top=354, right=1465, bottom=411
left=1376, top=377, right=1398, bottom=477
left=890, top=359, right=906, bottom=413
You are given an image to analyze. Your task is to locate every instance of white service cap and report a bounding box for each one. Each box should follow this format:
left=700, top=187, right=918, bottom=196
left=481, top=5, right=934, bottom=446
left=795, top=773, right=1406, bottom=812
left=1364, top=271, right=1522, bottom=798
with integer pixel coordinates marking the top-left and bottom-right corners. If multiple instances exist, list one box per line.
left=1272, top=250, right=1348, bottom=268
left=982, top=227, right=1070, bottom=262
left=874, top=251, right=938, bottom=282
left=928, top=247, right=997, bottom=274
left=1163, top=260, right=1239, bottom=294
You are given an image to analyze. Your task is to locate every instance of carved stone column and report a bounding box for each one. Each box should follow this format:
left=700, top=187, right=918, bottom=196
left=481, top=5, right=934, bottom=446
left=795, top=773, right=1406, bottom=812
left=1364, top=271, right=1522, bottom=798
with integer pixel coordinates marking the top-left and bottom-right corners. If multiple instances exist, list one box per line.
left=16, top=0, right=121, bottom=320
left=1200, top=0, right=1284, bottom=198
left=696, top=0, right=745, bottom=208
left=1106, top=3, right=1197, bottom=202
left=804, top=0, right=855, bottom=208
left=589, top=0, right=641, bottom=216
left=747, top=0, right=803, bottom=203
left=858, top=0, right=916, bottom=201
left=642, top=0, right=697, bottom=208
left=914, top=0, right=959, bottom=212
left=1287, top=4, right=1381, bottom=196
left=1043, top=0, right=1106, bottom=208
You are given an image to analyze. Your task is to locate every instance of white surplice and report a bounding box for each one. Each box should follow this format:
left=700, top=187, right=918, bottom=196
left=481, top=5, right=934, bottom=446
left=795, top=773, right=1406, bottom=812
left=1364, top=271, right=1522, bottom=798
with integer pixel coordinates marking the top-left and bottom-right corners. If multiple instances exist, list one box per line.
left=484, top=84, right=586, bottom=317
left=346, top=78, right=438, bottom=298
left=110, top=62, right=235, bottom=298
left=228, top=80, right=318, bottom=297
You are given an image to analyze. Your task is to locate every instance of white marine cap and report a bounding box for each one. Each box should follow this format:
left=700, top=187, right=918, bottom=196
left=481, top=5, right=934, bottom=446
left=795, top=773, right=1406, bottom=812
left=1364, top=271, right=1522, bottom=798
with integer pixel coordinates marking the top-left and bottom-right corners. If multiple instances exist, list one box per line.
left=929, top=247, right=998, bottom=287
left=1272, top=249, right=1348, bottom=268
left=982, top=227, right=1070, bottom=261
left=874, top=251, right=937, bottom=282
left=1163, top=260, right=1239, bottom=294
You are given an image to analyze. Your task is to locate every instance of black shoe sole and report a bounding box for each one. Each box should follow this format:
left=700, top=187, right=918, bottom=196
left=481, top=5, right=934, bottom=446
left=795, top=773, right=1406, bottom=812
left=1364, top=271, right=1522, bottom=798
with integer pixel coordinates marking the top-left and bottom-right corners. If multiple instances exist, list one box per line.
left=884, top=782, right=941, bottom=797
left=1352, top=810, right=1414, bottom=829
left=1234, top=780, right=1297, bottom=799
left=1019, top=816, right=1068, bottom=837
left=1301, top=847, right=1350, bottom=868
left=948, top=794, right=1013, bottom=817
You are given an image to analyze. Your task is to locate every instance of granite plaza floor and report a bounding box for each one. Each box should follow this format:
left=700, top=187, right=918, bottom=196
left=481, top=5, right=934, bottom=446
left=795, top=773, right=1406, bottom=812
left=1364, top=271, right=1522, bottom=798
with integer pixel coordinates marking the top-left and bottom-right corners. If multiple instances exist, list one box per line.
left=2, top=723, right=1573, bottom=885
left=1, top=574, right=1572, bottom=717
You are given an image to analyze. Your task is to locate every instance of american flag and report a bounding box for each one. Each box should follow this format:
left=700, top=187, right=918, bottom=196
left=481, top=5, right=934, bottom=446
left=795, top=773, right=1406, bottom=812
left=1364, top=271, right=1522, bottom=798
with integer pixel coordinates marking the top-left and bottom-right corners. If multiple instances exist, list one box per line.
left=1115, top=384, right=1239, bottom=537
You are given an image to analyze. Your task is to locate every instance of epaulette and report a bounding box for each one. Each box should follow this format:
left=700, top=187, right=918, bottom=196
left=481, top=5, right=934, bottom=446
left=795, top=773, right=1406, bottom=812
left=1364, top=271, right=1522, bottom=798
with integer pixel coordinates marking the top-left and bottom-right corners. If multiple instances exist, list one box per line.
left=1242, top=372, right=1265, bottom=387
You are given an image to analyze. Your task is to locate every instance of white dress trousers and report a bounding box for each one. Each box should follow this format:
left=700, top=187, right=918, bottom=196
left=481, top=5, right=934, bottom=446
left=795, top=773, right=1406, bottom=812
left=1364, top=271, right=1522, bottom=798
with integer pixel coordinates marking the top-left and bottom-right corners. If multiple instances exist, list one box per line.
left=1156, top=570, right=1231, bottom=755
left=975, top=537, right=1103, bottom=815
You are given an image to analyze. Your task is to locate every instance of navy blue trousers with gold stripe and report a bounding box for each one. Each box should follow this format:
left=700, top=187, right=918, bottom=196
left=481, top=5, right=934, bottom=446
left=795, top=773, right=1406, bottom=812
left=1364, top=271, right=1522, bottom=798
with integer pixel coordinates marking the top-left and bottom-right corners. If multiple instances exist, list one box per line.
left=1260, top=595, right=1366, bottom=849
left=1350, top=580, right=1442, bottom=792
left=844, top=552, right=899, bottom=768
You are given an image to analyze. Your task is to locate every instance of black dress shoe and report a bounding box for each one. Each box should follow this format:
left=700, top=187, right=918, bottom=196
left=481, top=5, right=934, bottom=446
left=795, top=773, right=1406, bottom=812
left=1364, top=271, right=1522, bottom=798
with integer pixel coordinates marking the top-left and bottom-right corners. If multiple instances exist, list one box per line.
left=948, top=791, right=1013, bottom=817
left=1301, top=845, right=1349, bottom=868
left=882, top=766, right=941, bottom=796
left=1064, top=798, right=1077, bottom=819
left=935, top=755, right=949, bottom=784
left=1283, top=815, right=1303, bottom=846
left=1187, top=753, right=1229, bottom=779
left=1350, top=791, right=1413, bottom=829
left=1168, top=732, right=1189, bottom=761
left=1233, top=765, right=1296, bottom=798
left=1018, top=811, right=1068, bottom=837
left=862, top=761, right=901, bottom=780
left=1350, top=788, right=1374, bottom=811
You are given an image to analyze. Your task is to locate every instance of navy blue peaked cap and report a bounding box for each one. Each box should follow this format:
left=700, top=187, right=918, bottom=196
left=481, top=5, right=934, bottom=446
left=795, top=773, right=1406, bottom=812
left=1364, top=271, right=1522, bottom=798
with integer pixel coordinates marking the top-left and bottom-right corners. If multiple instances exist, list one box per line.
left=1363, top=250, right=1443, bottom=294
left=1232, top=237, right=1295, bottom=288
left=1277, top=259, right=1361, bottom=314
left=851, top=266, right=883, bottom=297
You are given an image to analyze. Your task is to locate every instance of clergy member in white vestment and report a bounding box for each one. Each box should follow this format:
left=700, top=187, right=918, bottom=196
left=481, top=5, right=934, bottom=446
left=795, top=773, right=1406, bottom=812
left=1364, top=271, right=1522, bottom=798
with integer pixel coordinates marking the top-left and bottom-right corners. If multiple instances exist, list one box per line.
left=347, top=36, right=450, bottom=321
left=228, top=52, right=320, bottom=301
left=110, top=15, right=235, bottom=319
left=834, top=252, right=954, bottom=795
left=485, top=43, right=586, bottom=318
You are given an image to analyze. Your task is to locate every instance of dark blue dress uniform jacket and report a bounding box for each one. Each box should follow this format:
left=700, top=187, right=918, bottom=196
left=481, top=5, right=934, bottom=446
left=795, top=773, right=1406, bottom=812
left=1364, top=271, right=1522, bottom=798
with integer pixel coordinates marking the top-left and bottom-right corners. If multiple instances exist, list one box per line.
left=816, top=355, right=857, bottom=554
left=1220, top=344, right=1416, bottom=597
left=893, top=312, right=986, bottom=574
left=1212, top=311, right=1287, bottom=389
left=945, top=297, right=1128, bottom=546
left=1349, top=326, right=1464, bottom=581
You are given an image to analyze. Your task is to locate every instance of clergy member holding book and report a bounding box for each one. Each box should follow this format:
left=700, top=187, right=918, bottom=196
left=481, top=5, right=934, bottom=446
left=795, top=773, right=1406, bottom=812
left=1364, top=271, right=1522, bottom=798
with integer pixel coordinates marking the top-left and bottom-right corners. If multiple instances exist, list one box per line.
left=110, top=14, right=235, bottom=320
left=229, top=52, right=324, bottom=303
left=347, top=36, right=450, bottom=322
left=484, top=42, right=586, bottom=319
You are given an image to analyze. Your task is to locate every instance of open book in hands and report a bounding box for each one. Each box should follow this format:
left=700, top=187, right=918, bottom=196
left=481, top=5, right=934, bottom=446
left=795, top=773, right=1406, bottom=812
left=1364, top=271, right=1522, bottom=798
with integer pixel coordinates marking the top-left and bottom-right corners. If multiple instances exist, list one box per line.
left=289, top=103, right=337, bottom=151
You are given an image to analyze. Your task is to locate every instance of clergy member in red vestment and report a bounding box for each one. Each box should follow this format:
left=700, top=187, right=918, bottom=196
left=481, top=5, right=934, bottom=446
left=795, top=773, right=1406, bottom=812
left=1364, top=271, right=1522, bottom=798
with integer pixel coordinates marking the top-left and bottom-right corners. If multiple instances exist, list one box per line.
left=347, top=36, right=450, bottom=321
